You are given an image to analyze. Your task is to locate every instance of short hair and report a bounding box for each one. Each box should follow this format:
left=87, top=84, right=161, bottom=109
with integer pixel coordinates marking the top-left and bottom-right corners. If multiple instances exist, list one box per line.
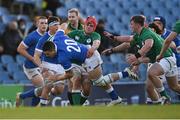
left=68, top=8, right=79, bottom=16
left=37, top=16, right=47, bottom=20
left=48, top=16, right=60, bottom=25
left=148, top=22, right=162, bottom=35
left=42, top=41, right=55, bottom=52
left=130, top=15, right=145, bottom=26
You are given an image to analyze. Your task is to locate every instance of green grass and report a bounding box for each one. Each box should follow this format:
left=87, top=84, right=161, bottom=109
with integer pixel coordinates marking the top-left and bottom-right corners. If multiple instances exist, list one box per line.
left=0, top=105, right=180, bottom=119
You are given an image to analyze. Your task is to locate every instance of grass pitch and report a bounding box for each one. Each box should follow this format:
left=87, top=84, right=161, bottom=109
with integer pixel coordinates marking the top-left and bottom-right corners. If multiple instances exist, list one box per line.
left=0, top=105, right=180, bottom=119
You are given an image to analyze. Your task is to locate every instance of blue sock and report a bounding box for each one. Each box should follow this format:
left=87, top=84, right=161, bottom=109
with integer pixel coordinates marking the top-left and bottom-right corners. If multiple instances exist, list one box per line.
left=31, top=97, right=40, bottom=106
left=20, top=89, right=36, bottom=99
left=122, top=71, right=128, bottom=78
left=106, top=87, right=118, bottom=100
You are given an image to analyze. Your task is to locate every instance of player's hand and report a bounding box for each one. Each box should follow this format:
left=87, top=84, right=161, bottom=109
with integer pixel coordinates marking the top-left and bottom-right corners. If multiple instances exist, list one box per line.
left=101, top=48, right=113, bottom=56
left=87, top=47, right=95, bottom=58
left=126, top=54, right=138, bottom=64
left=156, top=54, right=163, bottom=62
left=103, top=31, right=114, bottom=40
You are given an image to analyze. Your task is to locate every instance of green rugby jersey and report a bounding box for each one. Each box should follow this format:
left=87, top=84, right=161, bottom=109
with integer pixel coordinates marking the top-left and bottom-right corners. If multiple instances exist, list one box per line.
left=173, top=20, right=180, bottom=34
left=65, top=22, right=83, bottom=34
left=130, top=27, right=173, bottom=63
left=68, top=30, right=101, bottom=45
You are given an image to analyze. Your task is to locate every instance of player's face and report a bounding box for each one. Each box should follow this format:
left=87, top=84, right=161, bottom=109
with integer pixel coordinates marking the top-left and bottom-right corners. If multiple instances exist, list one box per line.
left=44, top=50, right=56, bottom=58
left=84, top=22, right=94, bottom=34
left=49, top=23, right=59, bottom=34
left=68, top=12, right=78, bottom=23
left=37, top=19, right=48, bottom=32
left=130, top=21, right=138, bottom=33
left=153, top=21, right=163, bottom=31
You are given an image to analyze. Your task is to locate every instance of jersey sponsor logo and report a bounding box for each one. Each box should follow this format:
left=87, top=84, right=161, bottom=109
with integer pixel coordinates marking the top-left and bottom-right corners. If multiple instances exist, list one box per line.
left=86, top=38, right=92, bottom=44
left=75, top=36, right=80, bottom=41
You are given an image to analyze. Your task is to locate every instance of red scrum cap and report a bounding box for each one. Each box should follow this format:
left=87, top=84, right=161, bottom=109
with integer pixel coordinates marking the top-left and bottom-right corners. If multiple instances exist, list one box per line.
left=85, top=16, right=97, bottom=31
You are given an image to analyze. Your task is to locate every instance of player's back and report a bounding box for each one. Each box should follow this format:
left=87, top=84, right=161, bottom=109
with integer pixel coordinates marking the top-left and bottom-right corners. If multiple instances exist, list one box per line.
left=54, top=30, right=88, bottom=65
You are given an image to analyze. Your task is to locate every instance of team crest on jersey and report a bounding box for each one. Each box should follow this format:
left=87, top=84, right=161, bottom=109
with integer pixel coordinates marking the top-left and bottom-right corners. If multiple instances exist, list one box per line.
left=86, top=38, right=91, bottom=43
left=75, top=36, right=80, bottom=41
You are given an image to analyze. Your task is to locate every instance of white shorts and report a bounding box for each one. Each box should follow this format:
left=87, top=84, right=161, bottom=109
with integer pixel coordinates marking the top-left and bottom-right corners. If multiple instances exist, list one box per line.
left=178, top=67, right=180, bottom=81
left=83, top=50, right=103, bottom=72
left=41, top=61, right=65, bottom=75
left=23, top=65, right=42, bottom=80
left=72, top=64, right=87, bottom=76
left=148, top=56, right=177, bottom=78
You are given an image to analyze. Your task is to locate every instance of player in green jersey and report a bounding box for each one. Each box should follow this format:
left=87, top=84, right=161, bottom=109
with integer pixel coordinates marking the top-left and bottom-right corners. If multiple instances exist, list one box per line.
left=103, top=15, right=180, bottom=104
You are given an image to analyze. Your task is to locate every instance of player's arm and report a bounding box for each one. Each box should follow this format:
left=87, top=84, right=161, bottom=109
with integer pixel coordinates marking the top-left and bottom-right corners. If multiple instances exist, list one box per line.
left=138, top=39, right=153, bottom=57
left=102, top=42, right=130, bottom=55
left=17, top=42, right=34, bottom=62
left=34, top=50, right=42, bottom=67
left=104, top=31, right=133, bottom=42
left=158, top=32, right=177, bottom=59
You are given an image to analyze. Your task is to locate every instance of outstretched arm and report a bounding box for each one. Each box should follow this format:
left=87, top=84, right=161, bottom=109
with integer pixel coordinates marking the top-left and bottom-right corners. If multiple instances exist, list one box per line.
left=156, top=32, right=177, bottom=61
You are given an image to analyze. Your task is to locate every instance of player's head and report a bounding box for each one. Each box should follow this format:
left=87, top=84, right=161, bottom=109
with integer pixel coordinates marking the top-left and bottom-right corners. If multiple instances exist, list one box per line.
left=153, top=16, right=166, bottom=31
left=42, top=41, right=56, bottom=58
left=84, top=16, right=97, bottom=34
left=148, top=22, right=162, bottom=35
left=48, top=16, right=60, bottom=34
left=68, top=8, right=79, bottom=23
left=130, top=15, right=145, bottom=33
left=36, top=16, right=48, bottom=33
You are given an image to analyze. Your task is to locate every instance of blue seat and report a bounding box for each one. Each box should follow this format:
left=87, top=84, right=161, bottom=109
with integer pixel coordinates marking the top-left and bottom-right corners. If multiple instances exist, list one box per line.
left=110, top=53, right=126, bottom=64
left=0, top=7, right=9, bottom=16
left=6, top=63, right=21, bottom=74
left=102, top=62, right=118, bottom=75
left=13, top=71, right=28, bottom=82
left=16, top=54, right=25, bottom=66
left=0, top=23, right=6, bottom=35
left=56, top=7, right=67, bottom=18
left=17, top=14, right=31, bottom=22
left=101, top=55, right=110, bottom=63
left=19, top=79, right=31, bottom=84
left=0, top=71, right=16, bottom=84
left=2, top=14, right=17, bottom=24
left=1, top=54, right=15, bottom=66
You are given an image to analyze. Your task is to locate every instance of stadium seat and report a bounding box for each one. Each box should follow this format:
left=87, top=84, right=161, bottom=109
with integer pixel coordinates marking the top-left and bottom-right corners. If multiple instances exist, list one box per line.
left=56, top=7, right=68, bottom=18
left=13, top=71, right=28, bottom=82
left=16, top=54, right=25, bottom=66
left=0, top=23, right=6, bottom=36
left=1, top=54, right=15, bottom=66
left=2, top=14, right=17, bottom=24
left=102, top=62, right=118, bottom=75
left=0, top=71, right=16, bottom=84
left=0, top=6, right=9, bottom=16
left=6, top=63, right=21, bottom=74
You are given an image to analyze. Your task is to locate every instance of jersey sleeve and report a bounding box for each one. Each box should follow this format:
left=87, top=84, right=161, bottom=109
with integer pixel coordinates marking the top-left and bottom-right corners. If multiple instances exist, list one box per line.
left=22, top=35, right=33, bottom=48
left=91, top=32, right=101, bottom=41
left=172, top=20, right=180, bottom=34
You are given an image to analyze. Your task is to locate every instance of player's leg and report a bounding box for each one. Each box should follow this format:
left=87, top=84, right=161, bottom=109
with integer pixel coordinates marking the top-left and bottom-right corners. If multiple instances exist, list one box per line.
left=16, top=67, right=44, bottom=107
left=148, top=59, right=171, bottom=103
left=146, top=78, right=161, bottom=104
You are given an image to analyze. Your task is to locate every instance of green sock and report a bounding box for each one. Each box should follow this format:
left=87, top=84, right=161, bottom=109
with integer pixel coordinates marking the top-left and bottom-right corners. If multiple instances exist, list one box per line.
left=72, top=93, right=81, bottom=105
left=80, top=96, right=87, bottom=105
left=160, top=90, right=170, bottom=98
left=67, top=92, right=73, bottom=105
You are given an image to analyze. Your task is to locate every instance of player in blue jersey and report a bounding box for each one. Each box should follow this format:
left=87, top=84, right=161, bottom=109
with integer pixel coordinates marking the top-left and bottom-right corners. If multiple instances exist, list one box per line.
left=15, top=16, right=48, bottom=107
left=34, top=16, right=66, bottom=106
left=42, top=29, right=138, bottom=106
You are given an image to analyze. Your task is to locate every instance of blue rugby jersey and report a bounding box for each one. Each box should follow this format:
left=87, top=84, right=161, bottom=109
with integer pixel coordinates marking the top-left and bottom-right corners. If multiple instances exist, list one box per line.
left=22, top=30, right=44, bottom=68
left=35, top=32, right=57, bottom=64
left=161, top=29, right=180, bottom=67
left=53, top=30, right=88, bottom=71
